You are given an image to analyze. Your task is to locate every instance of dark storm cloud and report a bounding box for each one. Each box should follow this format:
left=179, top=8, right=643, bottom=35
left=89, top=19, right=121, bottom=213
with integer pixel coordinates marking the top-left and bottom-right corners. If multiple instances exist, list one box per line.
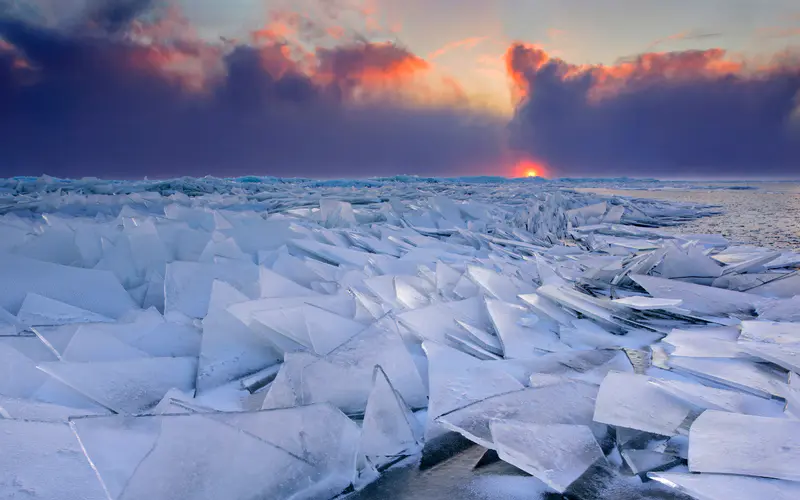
left=0, top=7, right=505, bottom=179
left=506, top=44, right=800, bottom=178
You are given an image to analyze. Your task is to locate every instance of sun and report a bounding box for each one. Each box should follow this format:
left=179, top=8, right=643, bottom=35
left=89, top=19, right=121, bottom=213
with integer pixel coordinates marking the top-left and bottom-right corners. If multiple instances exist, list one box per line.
left=526, top=169, right=538, bottom=178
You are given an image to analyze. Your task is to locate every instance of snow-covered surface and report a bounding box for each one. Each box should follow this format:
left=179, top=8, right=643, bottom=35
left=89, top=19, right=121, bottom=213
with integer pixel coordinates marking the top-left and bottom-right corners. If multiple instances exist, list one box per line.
left=1, top=175, right=800, bottom=499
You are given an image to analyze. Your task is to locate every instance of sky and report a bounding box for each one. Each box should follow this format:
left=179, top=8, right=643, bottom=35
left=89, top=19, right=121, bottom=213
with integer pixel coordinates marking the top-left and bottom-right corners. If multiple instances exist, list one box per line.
left=0, top=0, right=799, bottom=179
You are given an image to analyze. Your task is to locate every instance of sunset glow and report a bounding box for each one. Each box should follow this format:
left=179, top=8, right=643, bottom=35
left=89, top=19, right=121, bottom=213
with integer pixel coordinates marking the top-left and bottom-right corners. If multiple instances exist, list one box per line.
left=513, top=159, right=549, bottom=179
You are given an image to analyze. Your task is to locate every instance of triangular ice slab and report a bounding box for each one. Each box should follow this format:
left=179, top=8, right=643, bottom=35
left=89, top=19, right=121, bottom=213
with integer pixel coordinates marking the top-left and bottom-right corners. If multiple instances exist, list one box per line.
left=397, top=296, right=489, bottom=344
left=258, top=266, right=318, bottom=299
left=38, top=357, right=197, bottom=414
left=61, top=326, right=151, bottom=362
left=490, top=421, right=604, bottom=493
left=650, top=472, right=800, bottom=500
left=197, top=308, right=280, bottom=393
left=0, top=394, right=110, bottom=420
left=621, top=450, right=681, bottom=476
left=360, top=366, right=423, bottom=466
left=17, top=293, right=115, bottom=327
left=300, top=321, right=428, bottom=414
left=304, top=304, right=366, bottom=355
left=649, top=377, right=785, bottom=417
left=739, top=320, right=800, bottom=344
left=689, top=411, right=800, bottom=481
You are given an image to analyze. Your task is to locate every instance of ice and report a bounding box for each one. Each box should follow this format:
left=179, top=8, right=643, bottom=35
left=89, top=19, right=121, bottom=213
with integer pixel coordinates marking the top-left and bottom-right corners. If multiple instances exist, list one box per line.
left=423, top=341, right=524, bottom=437
left=6, top=176, right=800, bottom=496
left=611, top=296, right=683, bottom=310
left=437, top=381, right=601, bottom=449
left=38, top=357, right=197, bottom=414
left=486, top=298, right=570, bottom=357
left=0, top=419, right=107, bottom=499
left=739, top=320, right=800, bottom=344
left=196, top=307, right=280, bottom=393
left=360, top=366, right=424, bottom=466
left=164, top=260, right=259, bottom=318
left=689, top=411, right=800, bottom=481
left=668, top=356, right=786, bottom=398
left=71, top=407, right=357, bottom=500
left=650, top=472, right=800, bottom=500
left=491, top=420, right=605, bottom=493
left=594, top=372, right=693, bottom=436
left=621, top=450, right=681, bottom=476
left=0, top=253, right=136, bottom=318
left=648, top=377, right=785, bottom=417
left=631, top=274, right=767, bottom=316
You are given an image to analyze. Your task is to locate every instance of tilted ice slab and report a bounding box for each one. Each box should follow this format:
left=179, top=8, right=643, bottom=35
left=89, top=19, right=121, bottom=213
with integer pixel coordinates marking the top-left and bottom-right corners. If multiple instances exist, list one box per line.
left=490, top=420, right=605, bottom=493
left=631, top=274, right=767, bottom=316
left=650, top=472, right=800, bottom=500
left=436, top=381, right=601, bottom=449
left=689, top=411, right=800, bottom=481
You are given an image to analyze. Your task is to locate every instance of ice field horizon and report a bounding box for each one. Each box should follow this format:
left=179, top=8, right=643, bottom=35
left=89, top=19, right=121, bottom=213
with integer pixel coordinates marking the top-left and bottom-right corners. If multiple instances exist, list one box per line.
left=2, top=175, right=800, bottom=499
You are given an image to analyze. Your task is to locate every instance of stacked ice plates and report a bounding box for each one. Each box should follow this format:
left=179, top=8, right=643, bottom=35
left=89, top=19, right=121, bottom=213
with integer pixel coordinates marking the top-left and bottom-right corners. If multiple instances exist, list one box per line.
left=0, top=175, right=798, bottom=499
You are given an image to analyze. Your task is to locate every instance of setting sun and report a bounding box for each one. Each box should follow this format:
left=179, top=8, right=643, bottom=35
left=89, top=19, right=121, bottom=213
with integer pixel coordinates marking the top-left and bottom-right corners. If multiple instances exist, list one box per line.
left=526, top=169, right=538, bottom=178
left=513, top=159, right=549, bottom=179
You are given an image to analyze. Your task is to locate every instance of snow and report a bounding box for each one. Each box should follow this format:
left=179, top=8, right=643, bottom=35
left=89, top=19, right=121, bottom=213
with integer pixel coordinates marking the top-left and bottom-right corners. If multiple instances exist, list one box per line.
left=2, top=175, right=800, bottom=498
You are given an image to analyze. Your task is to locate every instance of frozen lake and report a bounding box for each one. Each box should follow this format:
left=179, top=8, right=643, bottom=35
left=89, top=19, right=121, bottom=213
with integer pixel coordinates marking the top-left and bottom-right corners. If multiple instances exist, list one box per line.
left=577, top=182, right=800, bottom=250
left=1, top=176, right=799, bottom=500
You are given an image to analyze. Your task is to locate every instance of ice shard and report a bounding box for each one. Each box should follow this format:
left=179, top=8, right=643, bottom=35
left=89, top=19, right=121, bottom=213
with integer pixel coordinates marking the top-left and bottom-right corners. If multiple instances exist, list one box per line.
left=594, top=371, right=693, bottom=436
left=491, top=420, right=605, bottom=493
left=437, top=381, right=601, bottom=449
left=689, top=411, right=800, bottom=481
left=360, top=366, right=424, bottom=466
left=486, top=298, right=570, bottom=357
left=631, top=274, right=767, bottom=316
left=668, top=356, right=787, bottom=398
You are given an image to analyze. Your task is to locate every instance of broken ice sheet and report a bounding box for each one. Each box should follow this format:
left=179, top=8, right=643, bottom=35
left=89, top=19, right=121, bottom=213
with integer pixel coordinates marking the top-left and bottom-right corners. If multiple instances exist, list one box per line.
left=650, top=472, right=800, bottom=500
left=661, top=326, right=749, bottom=358
left=299, top=321, right=428, bottom=414
left=621, top=449, right=682, bottom=477
left=689, top=411, right=800, bottom=481
left=594, top=371, right=693, bottom=436
left=648, top=377, right=785, bottom=417
left=0, top=419, right=107, bottom=499
left=196, top=307, right=280, bottom=393
left=486, top=298, right=570, bottom=357
left=397, top=296, right=490, bottom=345
left=71, top=405, right=359, bottom=500
left=422, top=341, right=524, bottom=439
left=38, top=356, right=197, bottom=414
left=490, top=420, right=605, bottom=493
left=631, top=274, right=767, bottom=316
left=436, top=381, right=601, bottom=450
left=0, top=394, right=111, bottom=421
left=668, top=356, right=787, bottom=398
left=739, top=320, right=800, bottom=345
left=360, top=366, right=424, bottom=467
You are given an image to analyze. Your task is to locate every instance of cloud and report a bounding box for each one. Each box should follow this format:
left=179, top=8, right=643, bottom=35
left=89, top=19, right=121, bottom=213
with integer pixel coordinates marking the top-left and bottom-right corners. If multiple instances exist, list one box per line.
left=648, top=30, right=722, bottom=50
left=0, top=3, right=506, bottom=179
left=506, top=43, right=800, bottom=177
left=756, top=26, right=800, bottom=40
left=428, top=36, right=488, bottom=60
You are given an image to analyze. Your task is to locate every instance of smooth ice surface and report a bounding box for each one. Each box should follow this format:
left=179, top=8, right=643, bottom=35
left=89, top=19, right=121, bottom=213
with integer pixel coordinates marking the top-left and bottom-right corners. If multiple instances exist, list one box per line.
left=668, top=356, right=787, bottom=398
left=0, top=419, right=107, bottom=500
left=490, top=421, right=604, bottom=493
left=689, top=411, right=800, bottom=481
left=650, top=472, right=800, bottom=500
left=39, top=356, right=197, bottom=414
left=485, top=298, right=569, bottom=357
left=631, top=274, right=766, bottom=315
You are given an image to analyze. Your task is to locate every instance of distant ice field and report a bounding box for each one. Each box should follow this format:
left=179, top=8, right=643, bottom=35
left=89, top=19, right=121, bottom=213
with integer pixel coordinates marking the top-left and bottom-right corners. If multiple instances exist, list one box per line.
left=577, top=182, right=800, bottom=250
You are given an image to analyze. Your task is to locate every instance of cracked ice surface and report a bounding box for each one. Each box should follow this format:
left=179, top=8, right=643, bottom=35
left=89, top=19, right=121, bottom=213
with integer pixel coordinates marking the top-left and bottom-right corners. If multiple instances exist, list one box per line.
left=2, top=175, right=800, bottom=499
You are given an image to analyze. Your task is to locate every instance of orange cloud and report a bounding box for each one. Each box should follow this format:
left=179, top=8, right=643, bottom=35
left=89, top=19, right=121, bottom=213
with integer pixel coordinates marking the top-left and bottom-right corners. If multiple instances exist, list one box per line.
left=428, top=36, right=488, bottom=60
left=648, top=30, right=721, bottom=49
left=506, top=43, right=747, bottom=103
